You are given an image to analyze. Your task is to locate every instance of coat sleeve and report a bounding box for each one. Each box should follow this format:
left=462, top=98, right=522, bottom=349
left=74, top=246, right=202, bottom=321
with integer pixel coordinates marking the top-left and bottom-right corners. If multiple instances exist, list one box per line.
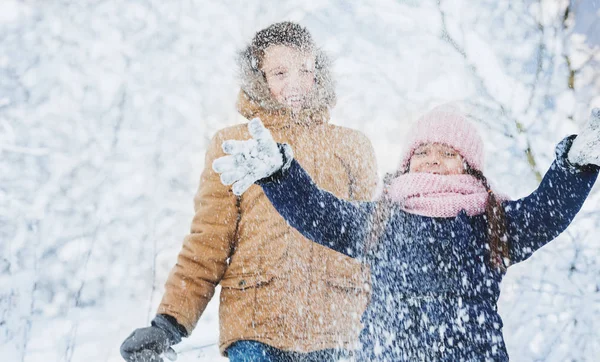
left=260, top=159, right=374, bottom=259
left=157, top=129, right=239, bottom=334
left=504, top=136, right=599, bottom=265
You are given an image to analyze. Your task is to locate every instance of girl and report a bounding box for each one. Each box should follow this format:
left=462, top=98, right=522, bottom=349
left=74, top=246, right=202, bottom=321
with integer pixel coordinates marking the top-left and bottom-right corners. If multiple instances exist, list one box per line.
left=213, top=105, right=600, bottom=361
left=120, top=22, right=378, bottom=362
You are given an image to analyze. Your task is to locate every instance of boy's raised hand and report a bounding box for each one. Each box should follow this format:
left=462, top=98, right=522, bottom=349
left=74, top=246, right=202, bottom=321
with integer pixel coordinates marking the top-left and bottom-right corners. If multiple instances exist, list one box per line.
left=213, top=118, right=292, bottom=195
left=569, top=108, right=600, bottom=167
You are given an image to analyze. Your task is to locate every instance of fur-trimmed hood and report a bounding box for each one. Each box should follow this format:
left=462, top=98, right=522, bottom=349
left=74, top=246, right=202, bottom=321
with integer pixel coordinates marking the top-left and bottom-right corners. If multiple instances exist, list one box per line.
left=236, top=47, right=336, bottom=128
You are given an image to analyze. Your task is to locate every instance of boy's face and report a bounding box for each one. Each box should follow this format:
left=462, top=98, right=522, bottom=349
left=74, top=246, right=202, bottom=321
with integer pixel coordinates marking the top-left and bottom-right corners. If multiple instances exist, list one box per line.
left=409, top=143, right=465, bottom=175
left=262, top=45, right=316, bottom=112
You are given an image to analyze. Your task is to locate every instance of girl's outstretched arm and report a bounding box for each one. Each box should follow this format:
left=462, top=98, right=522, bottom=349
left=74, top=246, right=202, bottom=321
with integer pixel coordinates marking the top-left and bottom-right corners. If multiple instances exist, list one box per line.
left=504, top=135, right=599, bottom=264
left=212, top=118, right=374, bottom=259
left=258, top=159, right=374, bottom=259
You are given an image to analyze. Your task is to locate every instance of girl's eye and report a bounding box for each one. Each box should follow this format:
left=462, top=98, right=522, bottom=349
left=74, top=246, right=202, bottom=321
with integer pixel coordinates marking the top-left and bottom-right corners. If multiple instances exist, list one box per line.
left=414, top=150, right=426, bottom=156
left=444, top=152, right=456, bottom=157
left=270, top=71, right=286, bottom=77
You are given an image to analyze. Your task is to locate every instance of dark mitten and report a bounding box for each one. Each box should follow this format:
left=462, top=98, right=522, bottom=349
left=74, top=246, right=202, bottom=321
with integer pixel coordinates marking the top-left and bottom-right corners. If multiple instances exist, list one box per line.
left=120, top=315, right=185, bottom=361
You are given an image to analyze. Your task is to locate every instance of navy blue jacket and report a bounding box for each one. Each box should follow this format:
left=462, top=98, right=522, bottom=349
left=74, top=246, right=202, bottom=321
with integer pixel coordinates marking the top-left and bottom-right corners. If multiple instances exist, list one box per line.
left=260, top=137, right=598, bottom=361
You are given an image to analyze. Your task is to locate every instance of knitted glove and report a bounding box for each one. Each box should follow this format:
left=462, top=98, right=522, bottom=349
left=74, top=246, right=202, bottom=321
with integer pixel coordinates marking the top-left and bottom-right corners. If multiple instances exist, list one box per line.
left=212, top=118, right=293, bottom=195
left=568, top=108, right=600, bottom=167
left=120, top=315, right=184, bottom=361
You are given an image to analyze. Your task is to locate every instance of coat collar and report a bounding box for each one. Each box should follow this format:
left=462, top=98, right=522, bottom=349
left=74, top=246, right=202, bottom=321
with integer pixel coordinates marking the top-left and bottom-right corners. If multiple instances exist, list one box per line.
left=235, top=90, right=330, bottom=130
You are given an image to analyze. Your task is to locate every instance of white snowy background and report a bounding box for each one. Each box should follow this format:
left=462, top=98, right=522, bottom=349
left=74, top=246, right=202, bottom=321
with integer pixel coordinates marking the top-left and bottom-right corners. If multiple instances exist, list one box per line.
left=1, top=0, right=600, bottom=361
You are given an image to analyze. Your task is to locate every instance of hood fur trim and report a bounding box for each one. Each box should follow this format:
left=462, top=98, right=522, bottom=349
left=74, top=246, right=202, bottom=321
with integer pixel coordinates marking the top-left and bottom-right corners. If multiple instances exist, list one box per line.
left=236, top=46, right=336, bottom=119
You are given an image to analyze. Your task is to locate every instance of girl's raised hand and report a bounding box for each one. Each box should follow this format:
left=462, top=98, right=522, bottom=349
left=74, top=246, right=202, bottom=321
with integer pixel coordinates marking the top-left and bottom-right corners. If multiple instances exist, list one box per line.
left=569, top=108, right=600, bottom=167
left=212, top=118, right=293, bottom=195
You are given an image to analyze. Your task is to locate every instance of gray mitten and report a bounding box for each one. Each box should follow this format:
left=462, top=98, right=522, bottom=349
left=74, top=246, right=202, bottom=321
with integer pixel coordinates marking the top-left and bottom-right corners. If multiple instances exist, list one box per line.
left=212, top=118, right=293, bottom=195
left=568, top=108, right=600, bottom=166
left=120, top=315, right=182, bottom=361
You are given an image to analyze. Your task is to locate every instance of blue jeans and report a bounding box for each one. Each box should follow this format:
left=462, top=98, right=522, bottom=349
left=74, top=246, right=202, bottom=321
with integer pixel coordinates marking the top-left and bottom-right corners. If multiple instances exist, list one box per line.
left=227, top=340, right=347, bottom=362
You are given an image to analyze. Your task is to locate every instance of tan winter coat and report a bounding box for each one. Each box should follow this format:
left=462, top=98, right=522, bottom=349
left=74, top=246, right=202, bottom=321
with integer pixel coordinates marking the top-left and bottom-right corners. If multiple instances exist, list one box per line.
left=158, top=48, right=378, bottom=355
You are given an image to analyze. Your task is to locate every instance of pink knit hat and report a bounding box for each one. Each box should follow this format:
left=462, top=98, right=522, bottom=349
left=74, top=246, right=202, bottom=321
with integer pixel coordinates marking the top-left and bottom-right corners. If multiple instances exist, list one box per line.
left=399, top=104, right=485, bottom=172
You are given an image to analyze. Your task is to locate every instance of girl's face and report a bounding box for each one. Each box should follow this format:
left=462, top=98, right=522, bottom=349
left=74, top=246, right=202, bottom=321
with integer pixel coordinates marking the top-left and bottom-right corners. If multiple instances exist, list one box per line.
left=261, top=45, right=316, bottom=112
left=408, top=143, right=465, bottom=175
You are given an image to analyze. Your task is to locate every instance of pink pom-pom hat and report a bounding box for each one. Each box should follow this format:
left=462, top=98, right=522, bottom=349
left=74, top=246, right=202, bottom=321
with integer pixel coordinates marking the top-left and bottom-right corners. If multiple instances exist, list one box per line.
left=399, top=104, right=485, bottom=172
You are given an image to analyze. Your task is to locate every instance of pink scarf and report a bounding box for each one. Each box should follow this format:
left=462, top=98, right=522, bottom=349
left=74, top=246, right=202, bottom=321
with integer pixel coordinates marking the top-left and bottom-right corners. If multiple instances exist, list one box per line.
left=387, top=173, right=495, bottom=218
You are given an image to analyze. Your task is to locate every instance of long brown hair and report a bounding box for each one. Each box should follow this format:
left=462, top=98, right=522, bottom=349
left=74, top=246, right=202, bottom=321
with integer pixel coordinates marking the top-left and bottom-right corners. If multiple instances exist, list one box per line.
left=464, top=165, right=509, bottom=271
left=365, top=165, right=509, bottom=271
